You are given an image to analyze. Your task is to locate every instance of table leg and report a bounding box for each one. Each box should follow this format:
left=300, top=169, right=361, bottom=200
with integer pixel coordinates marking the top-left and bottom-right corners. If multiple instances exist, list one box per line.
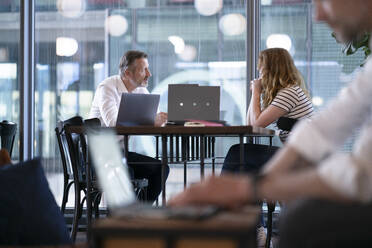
left=170, top=135, right=174, bottom=163
left=182, top=136, right=188, bottom=188
left=155, top=136, right=159, bottom=160
left=176, top=136, right=180, bottom=162
left=200, top=135, right=205, bottom=180
left=196, top=136, right=200, bottom=159
left=191, top=136, right=195, bottom=160
left=211, top=137, right=215, bottom=175
left=239, top=135, right=244, bottom=172
left=124, top=135, right=129, bottom=159
left=161, top=135, right=168, bottom=205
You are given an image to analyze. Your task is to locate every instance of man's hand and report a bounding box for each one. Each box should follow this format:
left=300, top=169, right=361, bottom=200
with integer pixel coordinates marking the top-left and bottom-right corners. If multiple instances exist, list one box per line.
left=0, top=149, right=11, bottom=167
left=155, top=112, right=168, bottom=127
left=168, top=175, right=252, bottom=209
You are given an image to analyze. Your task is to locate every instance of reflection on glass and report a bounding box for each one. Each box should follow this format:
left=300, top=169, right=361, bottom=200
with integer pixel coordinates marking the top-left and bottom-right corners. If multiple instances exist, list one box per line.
left=0, top=2, right=19, bottom=160
left=219, top=13, right=246, bottom=36
left=261, top=2, right=364, bottom=150
left=105, top=15, right=128, bottom=37
left=56, top=37, right=79, bottom=57
left=194, top=0, right=223, bottom=16
left=168, top=36, right=185, bottom=54
left=34, top=1, right=246, bottom=204
left=57, top=0, right=86, bottom=18
left=266, top=33, right=292, bottom=52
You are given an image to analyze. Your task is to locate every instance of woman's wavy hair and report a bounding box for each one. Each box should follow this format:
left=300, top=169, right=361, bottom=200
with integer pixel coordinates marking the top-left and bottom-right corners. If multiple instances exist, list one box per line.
left=258, top=48, right=310, bottom=108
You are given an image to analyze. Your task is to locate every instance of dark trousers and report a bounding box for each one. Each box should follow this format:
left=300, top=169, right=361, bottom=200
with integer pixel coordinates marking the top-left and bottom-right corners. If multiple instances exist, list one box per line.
left=127, top=152, right=169, bottom=203
left=279, top=199, right=372, bottom=248
left=221, top=143, right=279, bottom=175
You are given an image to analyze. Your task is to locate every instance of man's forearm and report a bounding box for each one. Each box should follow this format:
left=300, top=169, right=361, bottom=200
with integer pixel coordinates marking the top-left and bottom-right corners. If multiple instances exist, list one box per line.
left=257, top=168, right=352, bottom=202
left=262, top=146, right=312, bottom=175
left=257, top=146, right=352, bottom=202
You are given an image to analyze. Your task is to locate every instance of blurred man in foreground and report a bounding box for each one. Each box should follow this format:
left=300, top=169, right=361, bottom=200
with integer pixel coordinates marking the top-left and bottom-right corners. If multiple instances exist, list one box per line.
left=170, top=1, right=372, bottom=247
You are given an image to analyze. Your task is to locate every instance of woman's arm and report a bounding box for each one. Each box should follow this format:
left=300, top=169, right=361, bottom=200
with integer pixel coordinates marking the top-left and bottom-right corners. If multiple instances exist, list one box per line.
left=248, top=79, right=287, bottom=127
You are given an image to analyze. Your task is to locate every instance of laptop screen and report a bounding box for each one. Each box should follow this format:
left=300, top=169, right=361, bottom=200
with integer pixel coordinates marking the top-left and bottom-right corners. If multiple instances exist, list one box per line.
left=168, top=84, right=220, bottom=122
left=88, top=129, right=136, bottom=208
left=116, top=93, right=160, bottom=126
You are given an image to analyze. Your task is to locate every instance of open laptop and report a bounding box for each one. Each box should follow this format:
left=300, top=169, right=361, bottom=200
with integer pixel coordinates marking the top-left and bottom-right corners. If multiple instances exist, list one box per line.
left=88, top=128, right=220, bottom=219
left=116, top=93, right=160, bottom=126
left=168, top=84, right=220, bottom=122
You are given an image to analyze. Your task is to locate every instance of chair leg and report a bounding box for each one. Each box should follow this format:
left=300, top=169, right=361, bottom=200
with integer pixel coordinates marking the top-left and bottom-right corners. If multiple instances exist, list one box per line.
left=61, top=181, right=74, bottom=214
left=93, top=193, right=102, bottom=219
left=79, top=196, right=86, bottom=219
left=61, top=181, right=68, bottom=214
left=266, top=202, right=275, bottom=248
left=71, top=185, right=81, bottom=242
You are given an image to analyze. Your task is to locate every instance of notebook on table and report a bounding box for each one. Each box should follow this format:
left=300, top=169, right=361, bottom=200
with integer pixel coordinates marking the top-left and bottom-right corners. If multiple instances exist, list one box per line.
left=87, top=128, right=220, bottom=220
left=116, top=93, right=160, bottom=126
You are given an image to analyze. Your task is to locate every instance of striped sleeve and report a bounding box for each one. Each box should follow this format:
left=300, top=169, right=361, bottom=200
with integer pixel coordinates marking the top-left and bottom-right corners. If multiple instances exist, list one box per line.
left=271, top=87, right=299, bottom=112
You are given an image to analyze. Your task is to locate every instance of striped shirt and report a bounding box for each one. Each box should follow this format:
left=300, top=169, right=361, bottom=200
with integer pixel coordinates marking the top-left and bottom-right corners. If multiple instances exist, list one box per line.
left=271, top=85, right=313, bottom=142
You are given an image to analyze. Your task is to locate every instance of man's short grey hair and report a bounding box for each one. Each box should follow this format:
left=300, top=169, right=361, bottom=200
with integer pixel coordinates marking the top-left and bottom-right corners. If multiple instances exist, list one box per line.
left=118, top=50, right=148, bottom=78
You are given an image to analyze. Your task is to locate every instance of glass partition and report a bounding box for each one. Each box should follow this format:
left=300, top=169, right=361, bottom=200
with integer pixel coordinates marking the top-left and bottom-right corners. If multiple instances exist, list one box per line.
left=34, top=0, right=247, bottom=203
left=260, top=0, right=364, bottom=150
left=0, top=1, right=20, bottom=160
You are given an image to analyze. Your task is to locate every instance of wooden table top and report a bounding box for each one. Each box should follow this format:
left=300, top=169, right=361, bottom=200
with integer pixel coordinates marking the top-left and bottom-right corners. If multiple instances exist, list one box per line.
left=93, top=206, right=260, bottom=232
left=66, top=125, right=275, bottom=137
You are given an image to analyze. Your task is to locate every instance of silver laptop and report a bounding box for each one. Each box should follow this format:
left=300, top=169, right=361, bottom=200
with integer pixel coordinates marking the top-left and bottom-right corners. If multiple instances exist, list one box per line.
left=168, top=84, right=220, bottom=122
left=88, top=128, right=220, bottom=219
left=116, top=93, right=160, bottom=126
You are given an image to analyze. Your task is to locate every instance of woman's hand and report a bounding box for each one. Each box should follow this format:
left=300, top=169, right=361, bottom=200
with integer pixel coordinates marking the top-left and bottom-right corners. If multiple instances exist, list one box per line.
left=251, top=78, right=262, bottom=93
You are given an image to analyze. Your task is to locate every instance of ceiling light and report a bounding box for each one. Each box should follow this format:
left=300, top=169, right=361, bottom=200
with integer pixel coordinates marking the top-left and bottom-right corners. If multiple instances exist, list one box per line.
left=195, top=0, right=223, bottom=16
left=178, top=45, right=197, bottom=62
left=57, top=0, right=86, bottom=18
left=219, top=13, right=246, bottom=36
left=266, top=33, right=292, bottom=51
left=168, top=36, right=185, bottom=54
left=312, top=96, right=324, bottom=106
left=56, top=37, right=78, bottom=57
left=105, top=15, right=128, bottom=37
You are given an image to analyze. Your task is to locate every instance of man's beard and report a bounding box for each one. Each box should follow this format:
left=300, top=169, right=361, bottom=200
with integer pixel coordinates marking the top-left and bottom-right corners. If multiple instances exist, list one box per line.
left=140, top=80, right=148, bottom=87
left=129, top=78, right=148, bottom=88
left=332, top=21, right=367, bottom=44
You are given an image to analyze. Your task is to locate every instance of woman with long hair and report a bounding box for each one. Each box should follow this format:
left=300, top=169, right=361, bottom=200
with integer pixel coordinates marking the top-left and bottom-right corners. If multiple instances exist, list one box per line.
left=222, top=48, right=313, bottom=174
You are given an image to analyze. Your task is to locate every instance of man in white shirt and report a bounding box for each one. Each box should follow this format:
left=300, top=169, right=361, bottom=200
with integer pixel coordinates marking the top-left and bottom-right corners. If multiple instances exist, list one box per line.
left=170, top=0, right=372, bottom=246
left=90, top=50, right=169, bottom=203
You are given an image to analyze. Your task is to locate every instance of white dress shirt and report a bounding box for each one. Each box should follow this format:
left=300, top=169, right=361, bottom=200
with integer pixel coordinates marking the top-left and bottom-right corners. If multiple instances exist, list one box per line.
left=287, top=46, right=372, bottom=202
left=89, top=75, right=149, bottom=127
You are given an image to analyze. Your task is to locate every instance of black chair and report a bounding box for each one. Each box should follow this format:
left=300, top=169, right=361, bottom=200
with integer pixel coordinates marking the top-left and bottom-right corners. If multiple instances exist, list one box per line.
left=62, top=117, right=149, bottom=241
left=55, top=121, right=75, bottom=214
left=277, top=116, right=298, bottom=132
left=63, top=117, right=102, bottom=242
left=265, top=117, right=298, bottom=248
left=0, top=120, right=17, bottom=158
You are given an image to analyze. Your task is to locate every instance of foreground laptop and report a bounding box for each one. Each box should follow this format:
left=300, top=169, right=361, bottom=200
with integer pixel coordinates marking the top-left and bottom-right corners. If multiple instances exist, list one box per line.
left=88, top=128, right=219, bottom=219
left=116, top=93, right=160, bottom=126
left=168, top=84, right=220, bottom=122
